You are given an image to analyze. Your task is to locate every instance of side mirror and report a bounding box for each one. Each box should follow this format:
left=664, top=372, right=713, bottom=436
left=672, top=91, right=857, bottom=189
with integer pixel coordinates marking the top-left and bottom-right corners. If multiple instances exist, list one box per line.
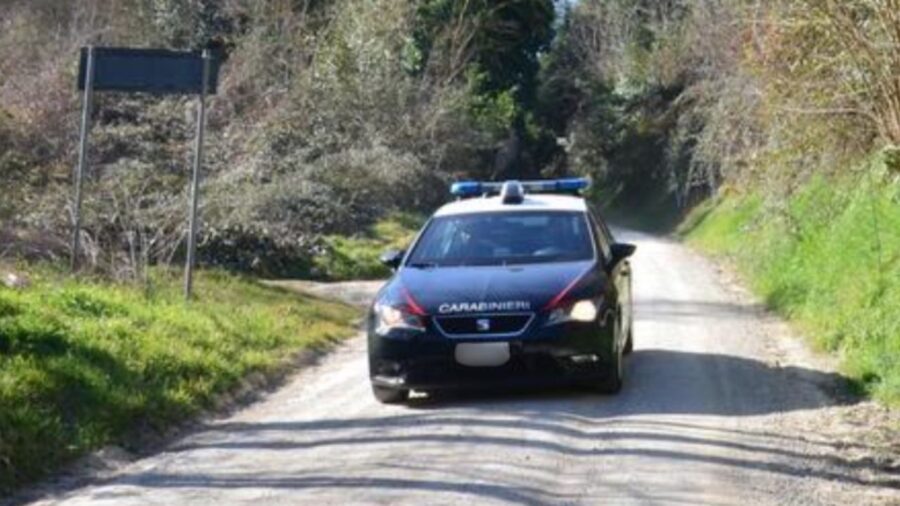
left=609, top=243, right=636, bottom=267
left=379, top=249, right=405, bottom=270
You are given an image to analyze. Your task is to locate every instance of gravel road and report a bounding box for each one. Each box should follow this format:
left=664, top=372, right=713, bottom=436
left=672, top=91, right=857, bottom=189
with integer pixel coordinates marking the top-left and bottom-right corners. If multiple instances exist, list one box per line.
left=27, top=231, right=900, bottom=506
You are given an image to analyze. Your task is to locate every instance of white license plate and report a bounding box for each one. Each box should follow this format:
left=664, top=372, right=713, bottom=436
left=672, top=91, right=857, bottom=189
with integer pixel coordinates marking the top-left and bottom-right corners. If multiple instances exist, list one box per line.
left=455, top=342, right=511, bottom=367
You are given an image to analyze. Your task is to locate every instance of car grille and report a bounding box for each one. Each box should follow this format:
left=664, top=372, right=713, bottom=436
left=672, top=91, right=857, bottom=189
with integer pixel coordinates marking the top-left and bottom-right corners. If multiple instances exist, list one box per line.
left=434, top=313, right=534, bottom=337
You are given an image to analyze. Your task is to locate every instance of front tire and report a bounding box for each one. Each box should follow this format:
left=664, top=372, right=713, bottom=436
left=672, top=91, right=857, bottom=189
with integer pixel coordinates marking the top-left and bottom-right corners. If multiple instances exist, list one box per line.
left=598, top=317, right=624, bottom=394
left=623, top=324, right=634, bottom=355
left=372, top=385, right=410, bottom=404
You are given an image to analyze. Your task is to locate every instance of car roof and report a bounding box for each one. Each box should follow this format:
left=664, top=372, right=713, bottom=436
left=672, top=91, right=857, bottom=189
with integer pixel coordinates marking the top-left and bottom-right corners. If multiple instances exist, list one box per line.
left=434, top=193, right=588, bottom=217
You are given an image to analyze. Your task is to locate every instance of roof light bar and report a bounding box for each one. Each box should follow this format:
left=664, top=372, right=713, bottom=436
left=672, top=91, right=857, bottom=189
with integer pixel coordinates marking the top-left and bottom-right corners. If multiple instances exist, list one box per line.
left=449, top=181, right=489, bottom=197
left=450, top=178, right=590, bottom=198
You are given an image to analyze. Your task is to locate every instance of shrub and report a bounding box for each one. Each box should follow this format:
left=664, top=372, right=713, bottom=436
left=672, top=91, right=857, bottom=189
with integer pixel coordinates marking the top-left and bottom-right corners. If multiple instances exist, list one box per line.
left=312, top=213, right=423, bottom=281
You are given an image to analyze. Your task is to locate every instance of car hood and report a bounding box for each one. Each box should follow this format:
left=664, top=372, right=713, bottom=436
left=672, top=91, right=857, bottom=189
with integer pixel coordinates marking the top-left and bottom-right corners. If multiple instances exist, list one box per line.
left=396, top=261, right=597, bottom=315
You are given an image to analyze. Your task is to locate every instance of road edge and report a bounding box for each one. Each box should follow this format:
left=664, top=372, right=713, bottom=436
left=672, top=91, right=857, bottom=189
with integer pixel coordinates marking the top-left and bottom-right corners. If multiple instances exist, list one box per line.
left=5, top=281, right=373, bottom=506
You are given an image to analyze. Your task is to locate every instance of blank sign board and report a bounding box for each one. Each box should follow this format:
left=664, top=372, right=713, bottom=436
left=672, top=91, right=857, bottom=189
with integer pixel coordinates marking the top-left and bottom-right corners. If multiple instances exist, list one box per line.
left=78, top=47, right=219, bottom=95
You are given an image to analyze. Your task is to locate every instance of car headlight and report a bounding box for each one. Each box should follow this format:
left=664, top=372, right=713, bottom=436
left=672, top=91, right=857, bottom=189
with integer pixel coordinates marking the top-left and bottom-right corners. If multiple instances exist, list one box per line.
left=546, top=298, right=600, bottom=325
left=374, top=304, right=426, bottom=335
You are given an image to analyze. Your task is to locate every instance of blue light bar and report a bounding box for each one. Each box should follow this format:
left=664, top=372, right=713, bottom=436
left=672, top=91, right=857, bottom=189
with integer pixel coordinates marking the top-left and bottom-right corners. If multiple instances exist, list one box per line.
left=450, top=181, right=484, bottom=197
left=450, top=178, right=590, bottom=197
left=524, top=178, right=590, bottom=193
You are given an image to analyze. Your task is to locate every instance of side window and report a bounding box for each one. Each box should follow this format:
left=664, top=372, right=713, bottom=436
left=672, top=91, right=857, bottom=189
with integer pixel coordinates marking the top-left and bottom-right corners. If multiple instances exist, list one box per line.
left=588, top=212, right=612, bottom=262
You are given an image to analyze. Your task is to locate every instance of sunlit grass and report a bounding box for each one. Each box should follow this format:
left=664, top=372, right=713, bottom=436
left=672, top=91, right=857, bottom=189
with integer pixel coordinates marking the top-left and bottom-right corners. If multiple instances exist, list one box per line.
left=313, top=212, right=423, bottom=280
left=680, top=150, right=900, bottom=405
left=0, top=268, right=359, bottom=492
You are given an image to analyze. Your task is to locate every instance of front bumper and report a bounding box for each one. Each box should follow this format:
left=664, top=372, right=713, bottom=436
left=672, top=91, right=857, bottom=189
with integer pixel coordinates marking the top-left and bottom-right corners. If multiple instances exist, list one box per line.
left=368, top=319, right=616, bottom=391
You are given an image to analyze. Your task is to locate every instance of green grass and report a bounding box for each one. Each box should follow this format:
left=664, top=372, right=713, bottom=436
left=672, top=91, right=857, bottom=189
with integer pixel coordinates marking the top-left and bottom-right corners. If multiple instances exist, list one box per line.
left=0, top=268, right=359, bottom=493
left=313, top=212, right=423, bottom=280
left=680, top=149, right=900, bottom=405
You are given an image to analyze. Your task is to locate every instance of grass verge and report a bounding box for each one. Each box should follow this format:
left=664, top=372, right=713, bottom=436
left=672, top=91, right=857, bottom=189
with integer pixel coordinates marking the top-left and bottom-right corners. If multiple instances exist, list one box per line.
left=313, top=212, right=423, bottom=280
left=0, top=268, right=359, bottom=493
left=680, top=149, right=900, bottom=405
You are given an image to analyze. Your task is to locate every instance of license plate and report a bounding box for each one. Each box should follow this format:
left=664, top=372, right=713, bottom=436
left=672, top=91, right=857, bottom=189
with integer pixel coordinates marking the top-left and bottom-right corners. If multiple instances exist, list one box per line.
left=455, top=342, right=511, bottom=367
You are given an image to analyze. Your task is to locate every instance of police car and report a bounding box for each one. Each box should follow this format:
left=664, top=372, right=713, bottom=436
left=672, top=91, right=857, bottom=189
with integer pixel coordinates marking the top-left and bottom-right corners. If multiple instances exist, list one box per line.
left=367, top=178, right=636, bottom=403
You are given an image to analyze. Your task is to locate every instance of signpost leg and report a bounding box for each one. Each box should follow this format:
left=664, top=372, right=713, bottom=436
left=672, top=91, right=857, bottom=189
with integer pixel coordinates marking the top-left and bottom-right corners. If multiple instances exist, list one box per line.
left=71, top=46, right=95, bottom=272
left=184, top=50, right=211, bottom=300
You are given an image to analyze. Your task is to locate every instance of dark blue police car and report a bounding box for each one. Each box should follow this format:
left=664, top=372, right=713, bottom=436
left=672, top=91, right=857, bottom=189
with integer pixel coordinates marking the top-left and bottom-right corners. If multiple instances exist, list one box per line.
left=367, top=179, right=636, bottom=403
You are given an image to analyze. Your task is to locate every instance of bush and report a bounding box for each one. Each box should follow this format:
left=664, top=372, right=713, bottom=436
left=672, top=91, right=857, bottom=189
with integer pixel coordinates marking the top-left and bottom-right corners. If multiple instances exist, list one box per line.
left=1, top=0, right=548, bottom=277
left=312, top=213, right=423, bottom=280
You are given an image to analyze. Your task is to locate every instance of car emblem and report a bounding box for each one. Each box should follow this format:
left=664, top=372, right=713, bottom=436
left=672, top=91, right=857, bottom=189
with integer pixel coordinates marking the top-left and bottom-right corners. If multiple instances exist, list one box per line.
left=476, top=318, right=491, bottom=332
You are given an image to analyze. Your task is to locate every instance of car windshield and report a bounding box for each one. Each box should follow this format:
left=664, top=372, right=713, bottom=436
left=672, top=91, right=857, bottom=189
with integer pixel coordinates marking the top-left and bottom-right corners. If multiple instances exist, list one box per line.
left=407, top=211, right=594, bottom=267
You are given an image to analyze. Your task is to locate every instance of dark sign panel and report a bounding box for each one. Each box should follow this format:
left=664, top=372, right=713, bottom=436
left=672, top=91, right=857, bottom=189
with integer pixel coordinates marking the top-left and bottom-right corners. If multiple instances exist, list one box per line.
left=78, top=47, right=219, bottom=95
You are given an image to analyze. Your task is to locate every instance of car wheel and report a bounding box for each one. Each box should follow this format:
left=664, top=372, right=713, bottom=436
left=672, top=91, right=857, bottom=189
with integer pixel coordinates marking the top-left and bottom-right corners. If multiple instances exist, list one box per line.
left=372, top=385, right=410, bottom=404
left=598, top=318, right=624, bottom=394
left=623, top=323, right=634, bottom=355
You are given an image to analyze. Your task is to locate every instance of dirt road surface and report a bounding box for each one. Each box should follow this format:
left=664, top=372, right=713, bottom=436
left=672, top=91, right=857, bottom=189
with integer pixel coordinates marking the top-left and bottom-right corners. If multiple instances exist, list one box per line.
left=26, top=231, right=900, bottom=505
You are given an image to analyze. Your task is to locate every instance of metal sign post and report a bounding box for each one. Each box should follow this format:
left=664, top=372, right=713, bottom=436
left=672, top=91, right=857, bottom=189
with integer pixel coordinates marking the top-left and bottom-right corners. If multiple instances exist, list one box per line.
left=183, top=50, right=211, bottom=301
left=71, top=46, right=95, bottom=271
left=72, top=46, right=220, bottom=298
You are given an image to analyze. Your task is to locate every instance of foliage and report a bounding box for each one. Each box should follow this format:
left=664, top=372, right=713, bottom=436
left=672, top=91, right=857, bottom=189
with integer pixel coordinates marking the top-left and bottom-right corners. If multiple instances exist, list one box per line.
left=540, top=0, right=899, bottom=216
left=681, top=150, right=900, bottom=405
left=412, top=0, right=555, bottom=99
left=313, top=213, right=423, bottom=281
left=0, top=0, right=555, bottom=277
left=537, top=1, right=739, bottom=211
left=762, top=0, right=900, bottom=145
left=0, top=267, right=358, bottom=492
